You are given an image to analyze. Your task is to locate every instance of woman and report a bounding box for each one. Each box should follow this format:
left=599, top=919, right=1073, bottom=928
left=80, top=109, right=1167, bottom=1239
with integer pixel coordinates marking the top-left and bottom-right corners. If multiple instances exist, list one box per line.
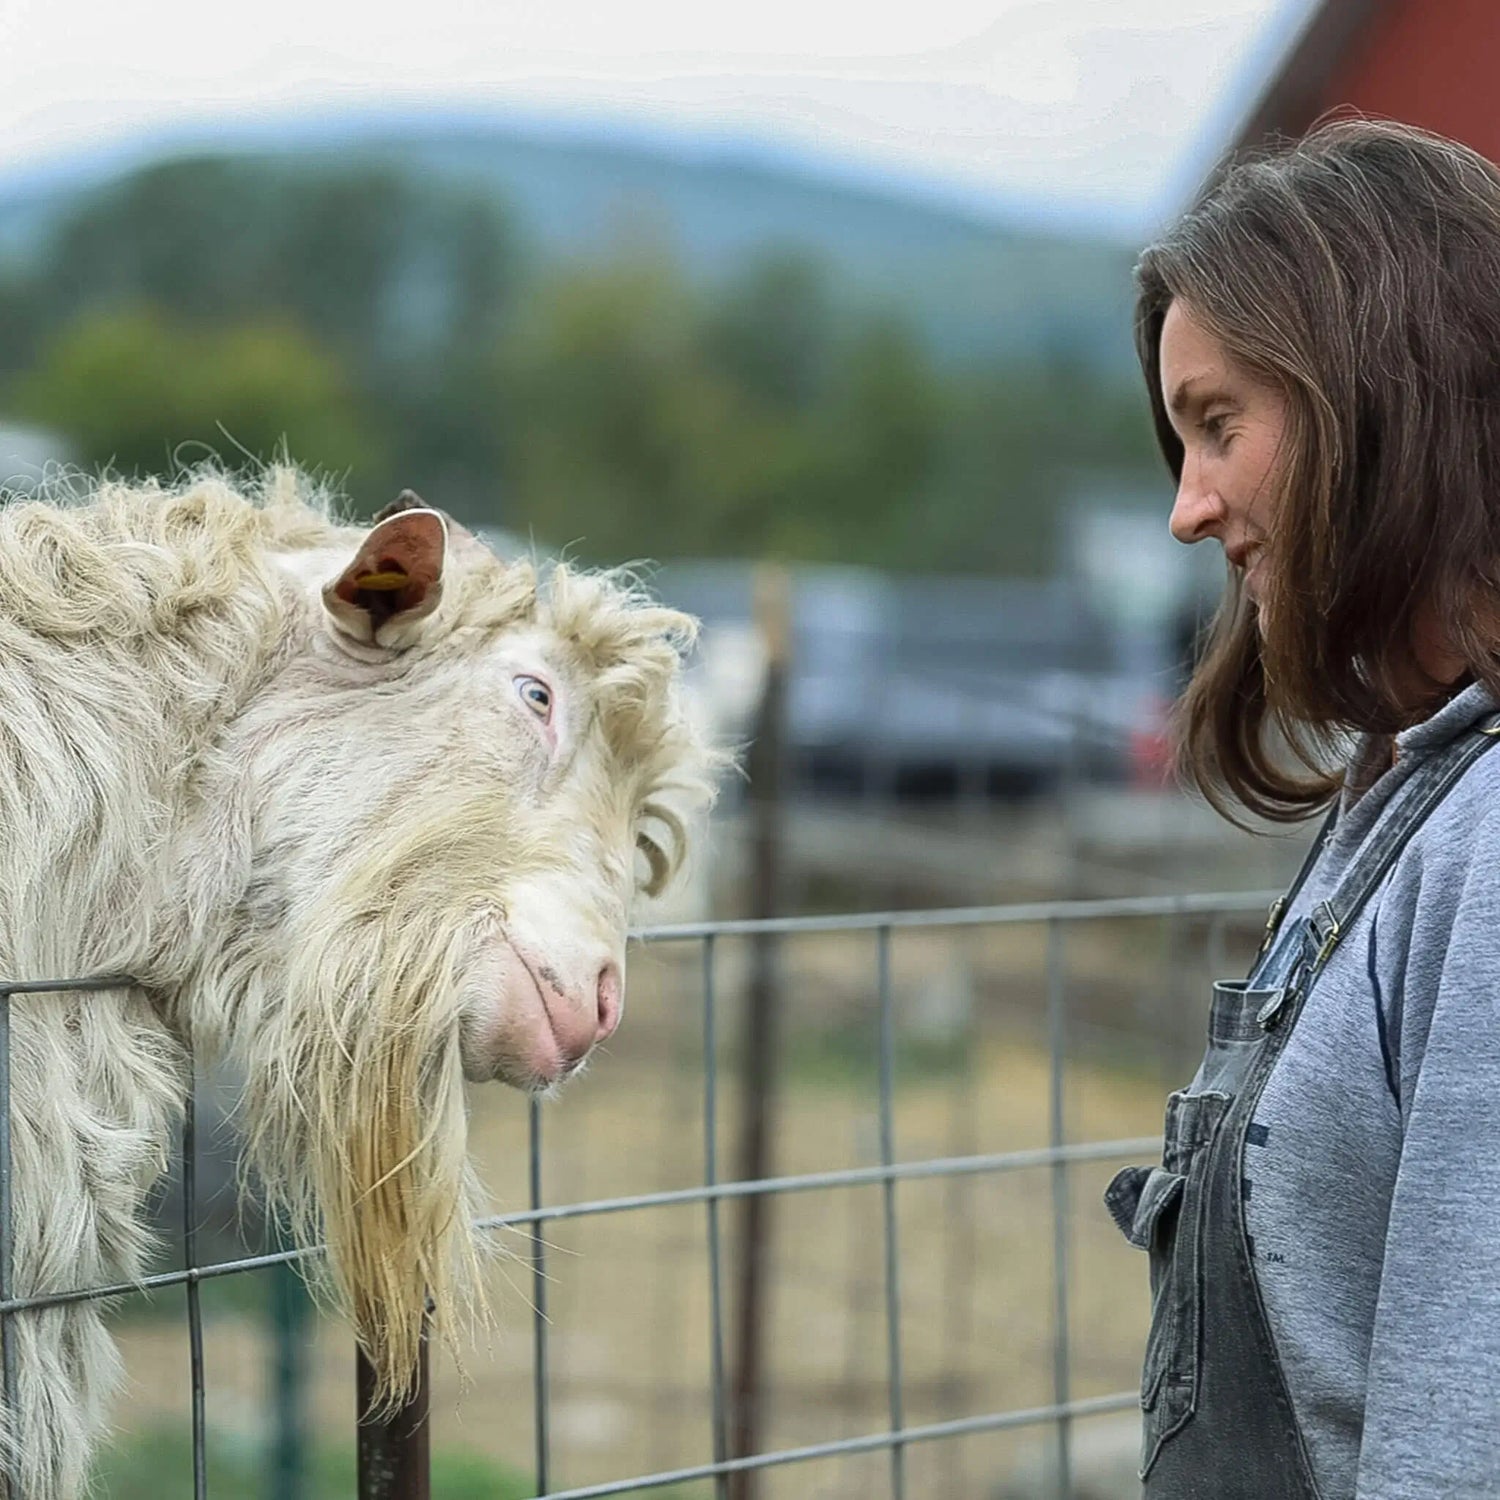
left=1107, top=119, right=1500, bottom=1499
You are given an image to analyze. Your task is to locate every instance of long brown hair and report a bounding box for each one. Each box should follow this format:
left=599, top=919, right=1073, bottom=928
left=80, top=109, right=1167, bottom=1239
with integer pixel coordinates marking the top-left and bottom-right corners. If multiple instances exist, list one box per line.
left=1138, top=118, right=1500, bottom=821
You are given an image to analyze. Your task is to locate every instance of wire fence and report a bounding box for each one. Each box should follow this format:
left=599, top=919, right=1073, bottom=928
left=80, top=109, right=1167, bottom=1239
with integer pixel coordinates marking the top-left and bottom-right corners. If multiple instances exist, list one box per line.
left=0, top=888, right=1283, bottom=1499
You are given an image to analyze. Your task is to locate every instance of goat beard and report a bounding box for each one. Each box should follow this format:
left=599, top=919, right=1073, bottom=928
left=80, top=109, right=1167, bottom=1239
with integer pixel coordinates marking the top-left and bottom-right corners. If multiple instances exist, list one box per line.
left=232, top=897, right=489, bottom=1413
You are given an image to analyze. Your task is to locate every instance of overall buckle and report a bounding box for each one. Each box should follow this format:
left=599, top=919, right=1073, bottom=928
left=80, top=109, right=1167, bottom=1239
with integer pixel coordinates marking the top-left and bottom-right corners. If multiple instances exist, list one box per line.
left=1257, top=896, right=1286, bottom=958
left=1309, top=900, right=1341, bottom=968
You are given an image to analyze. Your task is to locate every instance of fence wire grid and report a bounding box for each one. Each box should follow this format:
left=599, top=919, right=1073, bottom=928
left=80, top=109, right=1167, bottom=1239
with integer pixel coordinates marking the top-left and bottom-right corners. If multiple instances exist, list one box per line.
left=0, top=889, right=1284, bottom=1499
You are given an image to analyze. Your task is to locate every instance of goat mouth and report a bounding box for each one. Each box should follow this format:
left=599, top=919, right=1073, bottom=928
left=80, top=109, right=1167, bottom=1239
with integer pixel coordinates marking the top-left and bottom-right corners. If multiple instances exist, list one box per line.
left=504, top=936, right=584, bottom=1090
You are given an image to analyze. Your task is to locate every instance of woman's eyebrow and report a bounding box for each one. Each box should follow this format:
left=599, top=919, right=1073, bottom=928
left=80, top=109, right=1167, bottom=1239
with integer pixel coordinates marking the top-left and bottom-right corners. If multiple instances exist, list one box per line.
left=1167, top=373, right=1205, bottom=414
left=1167, top=375, right=1234, bottom=417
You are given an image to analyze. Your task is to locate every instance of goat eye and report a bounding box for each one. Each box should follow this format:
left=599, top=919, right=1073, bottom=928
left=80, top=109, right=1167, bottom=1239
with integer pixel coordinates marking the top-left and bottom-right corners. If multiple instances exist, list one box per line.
left=515, top=675, right=553, bottom=722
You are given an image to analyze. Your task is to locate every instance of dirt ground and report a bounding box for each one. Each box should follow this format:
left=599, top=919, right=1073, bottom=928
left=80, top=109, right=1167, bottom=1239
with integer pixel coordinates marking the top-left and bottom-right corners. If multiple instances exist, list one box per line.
left=96, top=903, right=1274, bottom=1499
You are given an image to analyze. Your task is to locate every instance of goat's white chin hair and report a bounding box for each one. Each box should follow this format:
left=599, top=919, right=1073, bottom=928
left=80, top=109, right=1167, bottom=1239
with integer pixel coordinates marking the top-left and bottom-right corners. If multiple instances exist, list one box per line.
left=232, top=907, right=489, bottom=1411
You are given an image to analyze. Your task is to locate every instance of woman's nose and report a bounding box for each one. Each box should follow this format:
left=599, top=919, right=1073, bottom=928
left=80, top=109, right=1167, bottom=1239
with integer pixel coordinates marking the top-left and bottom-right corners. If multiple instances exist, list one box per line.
left=1169, top=465, right=1224, bottom=545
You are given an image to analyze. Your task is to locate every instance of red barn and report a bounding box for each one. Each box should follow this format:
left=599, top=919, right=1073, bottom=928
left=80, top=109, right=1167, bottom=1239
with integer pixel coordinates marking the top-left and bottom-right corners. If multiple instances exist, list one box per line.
left=1234, top=0, right=1500, bottom=157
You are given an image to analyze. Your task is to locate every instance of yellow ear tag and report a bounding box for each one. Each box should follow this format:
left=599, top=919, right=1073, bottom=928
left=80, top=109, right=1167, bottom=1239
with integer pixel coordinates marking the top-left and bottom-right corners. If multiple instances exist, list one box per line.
left=353, top=570, right=410, bottom=592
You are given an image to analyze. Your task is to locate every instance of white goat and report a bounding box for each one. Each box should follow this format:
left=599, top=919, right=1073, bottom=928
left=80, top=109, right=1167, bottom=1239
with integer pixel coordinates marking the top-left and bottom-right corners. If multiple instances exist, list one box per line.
left=0, top=469, right=715, bottom=1497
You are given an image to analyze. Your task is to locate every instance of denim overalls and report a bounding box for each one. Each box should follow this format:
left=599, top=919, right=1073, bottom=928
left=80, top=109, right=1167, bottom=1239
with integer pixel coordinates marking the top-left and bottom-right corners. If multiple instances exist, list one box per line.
left=1105, top=715, right=1500, bottom=1496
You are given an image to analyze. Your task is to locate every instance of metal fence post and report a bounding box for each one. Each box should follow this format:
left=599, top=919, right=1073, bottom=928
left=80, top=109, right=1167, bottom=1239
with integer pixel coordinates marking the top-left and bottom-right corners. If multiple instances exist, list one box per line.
left=356, top=1337, right=431, bottom=1500
left=876, top=926, right=908, bottom=1500
left=730, top=564, right=790, bottom=1499
left=1047, top=920, right=1073, bottom=1500
left=703, top=935, right=731, bottom=1500
left=267, top=1240, right=310, bottom=1500
left=182, top=1068, right=208, bottom=1500
left=530, top=1096, right=552, bottom=1496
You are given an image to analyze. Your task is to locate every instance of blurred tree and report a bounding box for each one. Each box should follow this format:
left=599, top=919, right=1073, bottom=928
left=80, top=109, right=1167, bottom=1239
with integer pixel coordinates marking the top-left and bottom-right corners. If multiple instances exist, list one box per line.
left=0, top=151, right=1163, bottom=572
left=701, top=253, right=834, bottom=411
left=0, top=155, right=517, bottom=512
left=0, top=268, right=46, bottom=382
left=496, top=252, right=955, bottom=566
left=799, top=315, right=944, bottom=556
left=907, top=357, right=1163, bottom=574
left=25, top=156, right=518, bottom=372
left=10, top=307, right=382, bottom=482
left=496, top=255, right=731, bottom=556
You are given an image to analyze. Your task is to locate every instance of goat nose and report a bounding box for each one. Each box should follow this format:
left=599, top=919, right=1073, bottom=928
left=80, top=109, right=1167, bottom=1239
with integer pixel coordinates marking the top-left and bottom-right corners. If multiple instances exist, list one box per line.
left=596, top=962, right=623, bottom=1042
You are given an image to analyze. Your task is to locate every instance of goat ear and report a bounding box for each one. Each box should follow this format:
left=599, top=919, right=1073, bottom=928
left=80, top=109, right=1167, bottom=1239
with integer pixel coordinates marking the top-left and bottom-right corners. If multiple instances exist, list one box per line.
left=323, top=506, right=448, bottom=648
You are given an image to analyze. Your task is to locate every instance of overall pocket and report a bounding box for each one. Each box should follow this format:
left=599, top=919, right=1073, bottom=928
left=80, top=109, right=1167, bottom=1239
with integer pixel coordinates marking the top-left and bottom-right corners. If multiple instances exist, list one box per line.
left=1106, top=1087, right=1229, bottom=1480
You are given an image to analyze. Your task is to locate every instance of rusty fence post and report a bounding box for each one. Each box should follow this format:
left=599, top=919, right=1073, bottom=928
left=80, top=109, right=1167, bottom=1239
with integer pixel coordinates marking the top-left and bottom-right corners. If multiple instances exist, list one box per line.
left=356, top=1336, right=430, bottom=1500
left=729, top=564, right=791, bottom=1500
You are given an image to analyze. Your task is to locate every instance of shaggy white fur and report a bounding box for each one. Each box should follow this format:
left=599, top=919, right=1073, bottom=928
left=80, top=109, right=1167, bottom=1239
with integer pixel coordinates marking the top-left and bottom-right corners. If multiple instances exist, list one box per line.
left=0, top=468, right=716, bottom=1497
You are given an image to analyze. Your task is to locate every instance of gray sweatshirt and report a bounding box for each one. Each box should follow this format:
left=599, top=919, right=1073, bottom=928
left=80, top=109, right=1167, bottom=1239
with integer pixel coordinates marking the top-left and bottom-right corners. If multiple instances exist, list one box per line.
left=1219, top=680, right=1500, bottom=1498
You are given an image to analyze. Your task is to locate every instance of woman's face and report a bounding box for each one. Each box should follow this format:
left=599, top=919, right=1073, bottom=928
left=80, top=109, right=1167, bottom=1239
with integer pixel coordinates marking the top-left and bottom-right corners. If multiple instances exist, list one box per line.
left=1158, top=298, right=1288, bottom=603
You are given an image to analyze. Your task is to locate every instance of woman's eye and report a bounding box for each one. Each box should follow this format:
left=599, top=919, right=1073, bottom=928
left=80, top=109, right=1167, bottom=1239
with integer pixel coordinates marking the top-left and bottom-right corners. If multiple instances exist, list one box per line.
left=1202, top=413, right=1230, bottom=446
left=515, top=675, right=553, bottom=722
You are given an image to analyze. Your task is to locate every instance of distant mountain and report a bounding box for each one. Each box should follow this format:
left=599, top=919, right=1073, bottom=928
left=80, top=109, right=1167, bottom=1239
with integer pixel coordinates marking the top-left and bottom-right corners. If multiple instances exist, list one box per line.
left=0, top=107, right=1142, bottom=370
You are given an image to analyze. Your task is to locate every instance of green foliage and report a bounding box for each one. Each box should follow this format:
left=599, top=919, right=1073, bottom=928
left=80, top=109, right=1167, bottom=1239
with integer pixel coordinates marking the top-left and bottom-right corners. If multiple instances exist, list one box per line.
left=0, top=152, right=1160, bottom=573
left=96, top=1422, right=708, bottom=1499
left=493, top=249, right=1156, bottom=569
left=492, top=252, right=926, bottom=563
left=9, top=156, right=518, bottom=374
left=779, top=1015, right=974, bottom=1090
left=910, top=356, right=1165, bottom=575
left=9, top=306, right=381, bottom=482
left=96, top=1425, right=533, bottom=1499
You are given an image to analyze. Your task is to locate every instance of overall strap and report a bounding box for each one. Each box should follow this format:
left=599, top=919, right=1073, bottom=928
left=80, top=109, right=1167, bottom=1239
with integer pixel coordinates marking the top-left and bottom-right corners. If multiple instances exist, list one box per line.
left=1290, top=712, right=1500, bottom=998
left=1254, top=806, right=1338, bottom=969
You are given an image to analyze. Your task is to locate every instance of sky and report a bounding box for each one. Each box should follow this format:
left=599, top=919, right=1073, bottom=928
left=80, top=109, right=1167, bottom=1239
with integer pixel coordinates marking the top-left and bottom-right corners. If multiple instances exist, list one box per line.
left=0, top=0, right=1309, bottom=232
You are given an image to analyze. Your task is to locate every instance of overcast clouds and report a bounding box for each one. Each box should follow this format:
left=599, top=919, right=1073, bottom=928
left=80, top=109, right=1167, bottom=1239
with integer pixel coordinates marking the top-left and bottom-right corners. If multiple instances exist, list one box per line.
left=0, top=0, right=1306, bottom=230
